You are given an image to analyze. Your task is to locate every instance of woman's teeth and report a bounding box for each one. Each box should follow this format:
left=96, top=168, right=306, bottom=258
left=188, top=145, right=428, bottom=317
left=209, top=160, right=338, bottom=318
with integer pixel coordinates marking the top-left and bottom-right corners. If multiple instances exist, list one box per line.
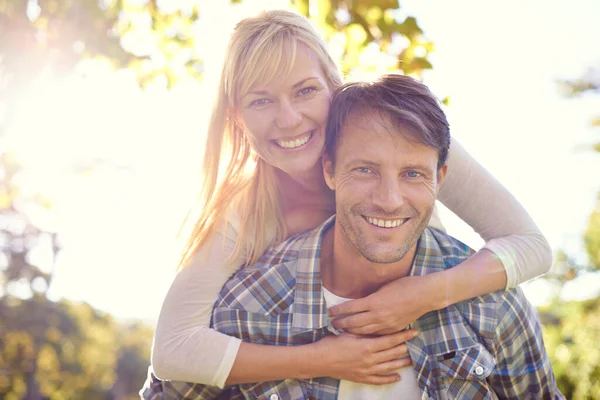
left=366, top=217, right=407, bottom=228
left=276, top=132, right=312, bottom=149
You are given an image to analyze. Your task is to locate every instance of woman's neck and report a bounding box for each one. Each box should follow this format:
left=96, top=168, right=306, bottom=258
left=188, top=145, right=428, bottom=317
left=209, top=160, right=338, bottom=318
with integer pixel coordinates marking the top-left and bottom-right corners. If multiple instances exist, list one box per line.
left=276, top=164, right=329, bottom=194
left=275, top=164, right=333, bottom=206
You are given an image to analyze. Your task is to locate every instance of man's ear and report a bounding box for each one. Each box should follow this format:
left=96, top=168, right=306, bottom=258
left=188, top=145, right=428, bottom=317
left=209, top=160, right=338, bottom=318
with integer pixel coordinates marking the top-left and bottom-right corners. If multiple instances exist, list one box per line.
left=322, top=152, right=336, bottom=191
left=436, top=163, right=448, bottom=194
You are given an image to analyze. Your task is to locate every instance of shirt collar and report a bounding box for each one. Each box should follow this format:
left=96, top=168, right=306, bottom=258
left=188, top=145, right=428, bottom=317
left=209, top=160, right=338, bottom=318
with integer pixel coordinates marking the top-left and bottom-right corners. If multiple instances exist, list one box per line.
left=290, top=215, right=335, bottom=335
left=289, top=217, right=444, bottom=335
left=408, top=228, right=448, bottom=278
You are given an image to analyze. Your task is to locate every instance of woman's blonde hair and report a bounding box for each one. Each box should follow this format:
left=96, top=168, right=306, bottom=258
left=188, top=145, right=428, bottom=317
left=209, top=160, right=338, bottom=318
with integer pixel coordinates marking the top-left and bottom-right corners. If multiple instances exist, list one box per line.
left=179, top=9, right=343, bottom=270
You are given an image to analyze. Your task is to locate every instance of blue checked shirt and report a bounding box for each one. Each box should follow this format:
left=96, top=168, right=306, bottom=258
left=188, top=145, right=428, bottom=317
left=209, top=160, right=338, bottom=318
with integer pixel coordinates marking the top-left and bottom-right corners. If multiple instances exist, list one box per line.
left=141, top=216, right=563, bottom=400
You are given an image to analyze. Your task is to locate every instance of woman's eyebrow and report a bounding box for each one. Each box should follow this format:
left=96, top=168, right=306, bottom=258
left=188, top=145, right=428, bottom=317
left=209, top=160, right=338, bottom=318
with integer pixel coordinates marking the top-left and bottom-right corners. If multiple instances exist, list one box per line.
left=245, top=89, right=269, bottom=97
left=292, top=77, right=318, bottom=89
left=244, top=77, right=319, bottom=98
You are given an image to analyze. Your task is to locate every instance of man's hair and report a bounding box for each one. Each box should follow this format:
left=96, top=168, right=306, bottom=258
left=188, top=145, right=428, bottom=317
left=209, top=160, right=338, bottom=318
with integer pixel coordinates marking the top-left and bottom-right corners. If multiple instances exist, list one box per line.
left=325, top=74, right=450, bottom=168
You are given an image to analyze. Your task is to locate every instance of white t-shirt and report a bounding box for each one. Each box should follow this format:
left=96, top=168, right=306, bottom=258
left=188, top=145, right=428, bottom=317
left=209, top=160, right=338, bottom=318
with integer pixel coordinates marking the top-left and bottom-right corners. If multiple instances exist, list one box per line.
left=322, top=287, right=421, bottom=400
left=150, top=138, right=552, bottom=387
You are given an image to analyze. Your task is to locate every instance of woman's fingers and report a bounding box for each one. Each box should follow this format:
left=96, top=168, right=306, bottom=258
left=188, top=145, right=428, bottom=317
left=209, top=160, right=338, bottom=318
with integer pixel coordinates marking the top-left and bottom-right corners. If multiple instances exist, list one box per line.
left=370, top=329, right=418, bottom=352
left=359, top=357, right=413, bottom=385
left=374, top=344, right=410, bottom=364
left=371, top=356, right=413, bottom=375
left=344, top=323, right=382, bottom=335
left=332, top=311, right=373, bottom=330
left=372, top=327, right=405, bottom=335
left=328, top=297, right=369, bottom=318
left=360, top=373, right=401, bottom=385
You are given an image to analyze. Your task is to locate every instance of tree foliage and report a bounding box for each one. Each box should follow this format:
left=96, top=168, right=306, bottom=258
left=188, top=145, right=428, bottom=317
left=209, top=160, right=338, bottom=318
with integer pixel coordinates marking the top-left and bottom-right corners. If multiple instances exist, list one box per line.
left=540, top=297, right=600, bottom=399
left=584, top=195, right=600, bottom=270
left=558, top=67, right=600, bottom=153
left=294, top=0, right=433, bottom=78
left=0, top=295, right=154, bottom=399
left=558, top=67, right=600, bottom=97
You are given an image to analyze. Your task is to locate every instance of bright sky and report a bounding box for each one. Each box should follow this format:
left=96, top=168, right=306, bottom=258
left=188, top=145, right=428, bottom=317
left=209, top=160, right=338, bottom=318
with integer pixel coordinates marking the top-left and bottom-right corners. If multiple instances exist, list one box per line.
left=6, top=0, right=600, bottom=321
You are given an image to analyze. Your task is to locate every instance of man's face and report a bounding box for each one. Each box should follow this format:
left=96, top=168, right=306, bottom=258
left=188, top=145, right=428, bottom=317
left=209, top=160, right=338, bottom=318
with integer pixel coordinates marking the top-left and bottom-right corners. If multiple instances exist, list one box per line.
left=323, top=111, right=447, bottom=264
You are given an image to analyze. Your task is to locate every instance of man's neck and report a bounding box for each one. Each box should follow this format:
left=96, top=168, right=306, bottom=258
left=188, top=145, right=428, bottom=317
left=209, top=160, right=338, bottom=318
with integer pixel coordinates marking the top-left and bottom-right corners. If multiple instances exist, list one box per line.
left=320, top=224, right=418, bottom=299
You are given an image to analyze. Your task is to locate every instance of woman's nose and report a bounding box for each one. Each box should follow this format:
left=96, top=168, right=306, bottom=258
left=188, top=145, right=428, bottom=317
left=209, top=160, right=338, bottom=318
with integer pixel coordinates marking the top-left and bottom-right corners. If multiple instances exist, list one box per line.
left=275, top=99, right=302, bottom=129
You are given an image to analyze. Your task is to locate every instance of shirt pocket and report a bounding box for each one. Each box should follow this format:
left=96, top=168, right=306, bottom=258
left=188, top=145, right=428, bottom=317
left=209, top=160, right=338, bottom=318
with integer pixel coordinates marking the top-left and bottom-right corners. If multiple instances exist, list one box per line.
left=240, top=379, right=313, bottom=400
left=433, top=344, right=499, bottom=400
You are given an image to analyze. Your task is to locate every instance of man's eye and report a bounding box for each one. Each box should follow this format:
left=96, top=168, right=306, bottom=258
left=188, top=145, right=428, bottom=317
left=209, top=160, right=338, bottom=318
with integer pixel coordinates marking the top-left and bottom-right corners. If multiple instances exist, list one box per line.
left=406, top=171, right=422, bottom=178
left=356, top=167, right=373, bottom=174
left=297, top=87, right=316, bottom=96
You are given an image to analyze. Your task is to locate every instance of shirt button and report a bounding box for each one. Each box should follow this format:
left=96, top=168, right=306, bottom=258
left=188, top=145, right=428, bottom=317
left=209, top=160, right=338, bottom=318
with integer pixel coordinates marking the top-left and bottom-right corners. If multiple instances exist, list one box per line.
left=269, top=394, right=279, bottom=400
left=475, top=366, right=484, bottom=376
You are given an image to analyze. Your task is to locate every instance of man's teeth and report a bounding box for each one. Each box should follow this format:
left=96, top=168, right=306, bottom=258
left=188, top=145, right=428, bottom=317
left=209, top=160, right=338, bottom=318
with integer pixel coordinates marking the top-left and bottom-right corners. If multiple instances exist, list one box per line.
left=276, top=133, right=311, bottom=149
left=366, top=217, right=406, bottom=228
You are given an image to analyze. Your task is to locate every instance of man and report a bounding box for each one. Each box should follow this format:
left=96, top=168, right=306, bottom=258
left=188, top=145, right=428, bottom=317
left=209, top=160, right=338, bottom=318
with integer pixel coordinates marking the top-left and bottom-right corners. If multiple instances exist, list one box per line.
left=142, top=74, right=563, bottom=399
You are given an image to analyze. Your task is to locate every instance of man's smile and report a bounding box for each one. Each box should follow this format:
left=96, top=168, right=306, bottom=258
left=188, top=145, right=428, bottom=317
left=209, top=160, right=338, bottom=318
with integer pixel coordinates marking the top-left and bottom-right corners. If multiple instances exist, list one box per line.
left=363, top=216, right=408, bottom=229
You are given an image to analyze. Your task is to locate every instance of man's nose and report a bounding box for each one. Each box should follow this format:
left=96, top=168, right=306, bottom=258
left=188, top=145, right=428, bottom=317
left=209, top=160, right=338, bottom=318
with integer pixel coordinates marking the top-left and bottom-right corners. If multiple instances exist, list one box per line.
left=372, top=175, right=405, bottom=213
left=275, top=99, right=302, bottom=129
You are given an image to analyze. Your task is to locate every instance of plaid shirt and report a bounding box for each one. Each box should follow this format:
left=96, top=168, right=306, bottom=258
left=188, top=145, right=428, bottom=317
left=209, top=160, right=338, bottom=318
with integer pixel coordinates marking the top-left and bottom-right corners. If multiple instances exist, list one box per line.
left=141, top=216, right=563, bottom=400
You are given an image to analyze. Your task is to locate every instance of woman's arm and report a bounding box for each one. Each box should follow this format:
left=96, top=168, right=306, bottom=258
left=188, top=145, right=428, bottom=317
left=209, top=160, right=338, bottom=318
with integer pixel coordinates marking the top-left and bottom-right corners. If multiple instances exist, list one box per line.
left=424, top=137, right=552, bottom=310
left=437, top=138, right=552, bottom=289
left=328, top=138, right=552, bottom=334
left=151, top=218, right=415, bottom=387
left=151, top=222, right=246, bottom=387
left=227, top=331, right=415, bottom=385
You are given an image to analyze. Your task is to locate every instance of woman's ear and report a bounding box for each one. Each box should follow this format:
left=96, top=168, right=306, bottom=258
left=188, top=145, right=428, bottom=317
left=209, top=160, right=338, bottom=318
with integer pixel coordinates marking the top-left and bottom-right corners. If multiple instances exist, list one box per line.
left=322, top=153, right=336, bottom=191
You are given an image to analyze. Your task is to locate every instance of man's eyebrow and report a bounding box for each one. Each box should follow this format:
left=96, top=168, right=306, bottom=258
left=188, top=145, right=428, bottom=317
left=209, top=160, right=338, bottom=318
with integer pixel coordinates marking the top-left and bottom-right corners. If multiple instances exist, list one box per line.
left=402, top=163, right=435, bottom=173
left=347, top=159, right=435, bottom=173
left=245, top=77, right=319, bottom=97
left=347, top=158, right=380, bottom=167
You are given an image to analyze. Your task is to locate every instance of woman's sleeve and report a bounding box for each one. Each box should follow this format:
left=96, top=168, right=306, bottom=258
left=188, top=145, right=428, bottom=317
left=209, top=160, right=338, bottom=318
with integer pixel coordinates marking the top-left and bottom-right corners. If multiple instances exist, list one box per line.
left=438, top=138, right=553, bottom=288
left=150, top=219, right=245, bottom=388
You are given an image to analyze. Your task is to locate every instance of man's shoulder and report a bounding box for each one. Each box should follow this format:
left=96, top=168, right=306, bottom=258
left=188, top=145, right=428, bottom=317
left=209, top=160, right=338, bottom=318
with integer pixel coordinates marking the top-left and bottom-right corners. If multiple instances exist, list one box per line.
left=215, top=229, right=315, bottom=313
left=422, top=227, right=476, bottom=269
left=422, top=228, right=534, bottom=327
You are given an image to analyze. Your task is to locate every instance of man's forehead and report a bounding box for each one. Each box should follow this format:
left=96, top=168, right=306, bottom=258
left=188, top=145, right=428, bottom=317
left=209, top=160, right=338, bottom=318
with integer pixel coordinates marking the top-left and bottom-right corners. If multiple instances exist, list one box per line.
left=337, top=113, right=437, bottom=168
left=340, top=110, right=415, bottom=146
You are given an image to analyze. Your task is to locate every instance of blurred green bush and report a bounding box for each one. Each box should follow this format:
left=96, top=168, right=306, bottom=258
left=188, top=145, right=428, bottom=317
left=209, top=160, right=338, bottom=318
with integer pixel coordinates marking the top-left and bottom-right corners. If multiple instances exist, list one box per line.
left=0, top=295, right=153, bottom=399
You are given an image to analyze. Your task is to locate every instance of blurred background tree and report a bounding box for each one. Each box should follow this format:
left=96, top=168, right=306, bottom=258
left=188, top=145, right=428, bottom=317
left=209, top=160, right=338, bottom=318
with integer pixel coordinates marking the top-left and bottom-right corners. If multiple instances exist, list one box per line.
left=558, top=67, right=600, bottom=153
left=558, top=67, right=600, bottom=272
left=555, top=65, right=600, bottom=275
left=293, top=0, right=433, bottom=78
left=534, top=66, right=600, bottom=399
left=0, top=0, right=433, bottom=398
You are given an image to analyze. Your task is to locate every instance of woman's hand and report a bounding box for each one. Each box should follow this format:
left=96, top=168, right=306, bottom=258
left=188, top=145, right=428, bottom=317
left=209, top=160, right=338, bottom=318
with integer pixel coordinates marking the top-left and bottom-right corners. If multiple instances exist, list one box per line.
left=308, top=329, right=417, bottom=385
left=328, top=274, right=442, bottom=335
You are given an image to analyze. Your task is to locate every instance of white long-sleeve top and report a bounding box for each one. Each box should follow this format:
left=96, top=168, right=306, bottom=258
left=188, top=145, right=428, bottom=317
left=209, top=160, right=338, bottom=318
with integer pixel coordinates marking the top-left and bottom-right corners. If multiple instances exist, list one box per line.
left=150, top=139, right=552, bottom=387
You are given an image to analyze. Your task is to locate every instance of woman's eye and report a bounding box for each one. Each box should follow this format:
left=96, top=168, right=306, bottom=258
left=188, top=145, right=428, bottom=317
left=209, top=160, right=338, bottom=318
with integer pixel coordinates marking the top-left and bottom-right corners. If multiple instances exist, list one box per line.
left=249, top=98, right=270, bottom=107
left=297, top=87, right=316, bottom=96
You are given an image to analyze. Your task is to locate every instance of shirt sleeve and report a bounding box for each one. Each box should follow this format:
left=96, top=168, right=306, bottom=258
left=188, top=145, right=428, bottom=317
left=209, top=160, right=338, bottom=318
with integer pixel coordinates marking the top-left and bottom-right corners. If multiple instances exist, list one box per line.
left=438, top=138, right=552, bottom=288
left=488, top=289, right=564, bottom=398
left=150, top=216, right=245, bottom=388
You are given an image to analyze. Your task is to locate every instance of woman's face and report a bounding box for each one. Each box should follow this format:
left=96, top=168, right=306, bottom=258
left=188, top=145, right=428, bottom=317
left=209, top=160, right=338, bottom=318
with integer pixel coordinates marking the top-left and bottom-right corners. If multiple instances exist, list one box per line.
left=236, top=44, right=332, bottom=178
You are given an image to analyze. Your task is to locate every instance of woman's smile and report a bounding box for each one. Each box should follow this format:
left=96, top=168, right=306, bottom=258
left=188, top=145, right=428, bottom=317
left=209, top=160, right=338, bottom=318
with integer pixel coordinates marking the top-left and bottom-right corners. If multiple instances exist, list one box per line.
left=273, top=130, right=314, bottom=150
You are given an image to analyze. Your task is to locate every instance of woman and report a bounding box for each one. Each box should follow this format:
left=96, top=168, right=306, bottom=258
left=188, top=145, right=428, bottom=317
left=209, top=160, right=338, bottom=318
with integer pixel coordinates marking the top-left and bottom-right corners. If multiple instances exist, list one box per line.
left=147, top=9, right=551, bottom=391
